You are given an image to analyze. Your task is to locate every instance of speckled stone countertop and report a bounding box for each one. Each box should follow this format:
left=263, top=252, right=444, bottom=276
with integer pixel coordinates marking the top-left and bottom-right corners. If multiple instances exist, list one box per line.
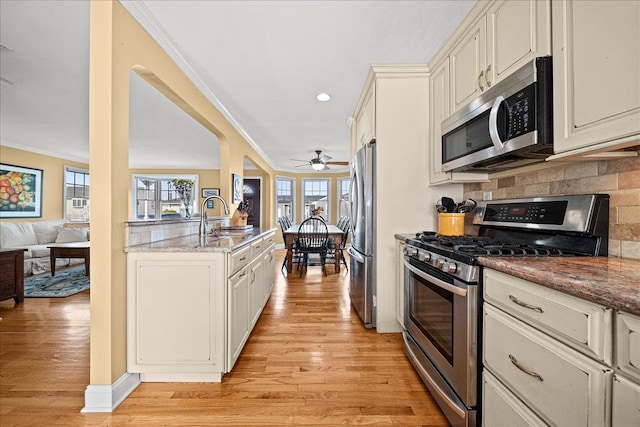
left=479, top=257, right=640, bottom=316
left=124, top=227, right=276, bottom=253
left=394, top=233, right=416, bottom=242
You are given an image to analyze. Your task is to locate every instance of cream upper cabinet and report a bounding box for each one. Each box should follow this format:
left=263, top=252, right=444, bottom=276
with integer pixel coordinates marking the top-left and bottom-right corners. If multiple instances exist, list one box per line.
left=450, top=17, right=487, bottom=113
left=447, top=0, right=550, bottom=114
left=485, top=0, right=551, bottom=88
left=352, top=82, right=375, bottom=154
left=429, top=58, right=489, bottom=185
left=551, top=0, right=640, bottom=157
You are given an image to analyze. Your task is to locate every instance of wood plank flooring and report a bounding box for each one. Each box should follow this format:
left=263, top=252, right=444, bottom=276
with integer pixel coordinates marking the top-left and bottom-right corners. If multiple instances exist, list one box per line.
left=0, top=249, right=447, bottom=426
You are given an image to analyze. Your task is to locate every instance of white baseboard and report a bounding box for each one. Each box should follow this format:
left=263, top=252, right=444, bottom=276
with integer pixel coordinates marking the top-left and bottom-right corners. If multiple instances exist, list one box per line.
left=81, top=372, right=140, bottom=413
left=140, top=372, right=222, bottom=382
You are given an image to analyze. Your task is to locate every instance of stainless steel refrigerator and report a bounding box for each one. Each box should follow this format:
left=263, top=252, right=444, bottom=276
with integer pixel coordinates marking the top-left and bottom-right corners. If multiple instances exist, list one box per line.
left=347, top=141, right=376, bottom=328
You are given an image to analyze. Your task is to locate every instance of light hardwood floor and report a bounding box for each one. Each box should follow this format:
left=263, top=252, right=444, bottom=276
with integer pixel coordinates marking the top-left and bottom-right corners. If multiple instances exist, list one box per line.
left=0, top=250, right=447, bottom=426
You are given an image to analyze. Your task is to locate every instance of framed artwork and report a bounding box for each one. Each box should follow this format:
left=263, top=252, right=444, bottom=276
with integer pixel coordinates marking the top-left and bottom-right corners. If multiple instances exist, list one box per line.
left=0, top=163, right=44, bottom=218
left=201, top=188, right=220, bottom=198
left=232, top=174, right=242, bottom=204
left=201, top=188, right=219, bottom=209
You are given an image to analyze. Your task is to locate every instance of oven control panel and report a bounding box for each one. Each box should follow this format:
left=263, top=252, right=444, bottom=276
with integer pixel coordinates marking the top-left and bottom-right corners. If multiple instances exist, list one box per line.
left=404, top=245, right=479, bottom=284
left=473, top=195, right=610, bottom=234
left=480, top=201, right=567, bottom=224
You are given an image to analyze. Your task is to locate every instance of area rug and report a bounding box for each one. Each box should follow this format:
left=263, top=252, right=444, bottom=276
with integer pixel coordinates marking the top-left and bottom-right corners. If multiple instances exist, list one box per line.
left=24, top=266, right=90, bottom=298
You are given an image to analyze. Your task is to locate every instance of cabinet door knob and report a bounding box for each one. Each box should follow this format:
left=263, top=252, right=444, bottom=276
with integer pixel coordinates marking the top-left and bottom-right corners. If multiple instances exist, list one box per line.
left=485, top=65, right=492, bottom=87
left=478, top=70, right=485, bottom=91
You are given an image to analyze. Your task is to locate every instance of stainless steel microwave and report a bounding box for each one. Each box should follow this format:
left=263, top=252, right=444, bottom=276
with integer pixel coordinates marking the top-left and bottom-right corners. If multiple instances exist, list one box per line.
left=441, top=56, right=553, bottom=173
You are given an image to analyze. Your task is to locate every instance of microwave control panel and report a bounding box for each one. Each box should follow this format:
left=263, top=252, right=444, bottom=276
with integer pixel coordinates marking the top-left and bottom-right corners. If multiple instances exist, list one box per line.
left=505, top=83, right=536, bottom=140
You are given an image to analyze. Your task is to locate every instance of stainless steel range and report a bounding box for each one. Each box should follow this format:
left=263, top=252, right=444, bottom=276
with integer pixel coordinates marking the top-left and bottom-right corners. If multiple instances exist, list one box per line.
left=402, top=194, right=610, bottom=427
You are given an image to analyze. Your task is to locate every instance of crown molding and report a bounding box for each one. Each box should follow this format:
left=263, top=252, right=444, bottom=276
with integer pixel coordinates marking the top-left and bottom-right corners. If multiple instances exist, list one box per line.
left=119, top=0, right=275, bottom=169
left=1, top=139, right=89, bottom=164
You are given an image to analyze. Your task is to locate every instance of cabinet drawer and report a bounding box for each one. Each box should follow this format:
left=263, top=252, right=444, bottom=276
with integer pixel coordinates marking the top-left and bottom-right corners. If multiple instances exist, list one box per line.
left=484, top=304, right=611, bottom=427
left=262, top=232, right=276, bottom=248
left=484, top=269, right=612, bottom=363
left=250, top=237, right=264, bottom=256
left=616, top=311, right=640, bottom=382
left=482, top=369, right=547, bottom=427
left=229, top=244, right=252, bottom=275
left=612, top=374, right=640, bottom=427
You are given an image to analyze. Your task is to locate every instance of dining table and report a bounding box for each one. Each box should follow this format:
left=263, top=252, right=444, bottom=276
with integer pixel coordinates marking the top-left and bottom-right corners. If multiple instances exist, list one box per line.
left=283, top=224, right=344, bottom=274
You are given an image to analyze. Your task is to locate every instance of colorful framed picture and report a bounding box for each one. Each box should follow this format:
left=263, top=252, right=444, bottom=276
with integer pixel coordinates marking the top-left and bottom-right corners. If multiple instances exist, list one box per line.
left=201, top=188, right=220, bottom=209
left=232, top=174, right=242, bottom=204
left=0, top=163, right=43, bottom=218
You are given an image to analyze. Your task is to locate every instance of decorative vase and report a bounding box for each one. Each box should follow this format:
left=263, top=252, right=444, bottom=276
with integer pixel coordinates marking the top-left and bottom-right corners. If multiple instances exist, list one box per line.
left=182, top=200, right=192, bottom=218
left=170, top=179, right=195, bottom=220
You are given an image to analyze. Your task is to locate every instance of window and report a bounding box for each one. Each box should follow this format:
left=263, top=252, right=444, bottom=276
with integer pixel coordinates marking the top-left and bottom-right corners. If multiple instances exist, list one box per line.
left=64, top=166, right=90, bottom=221
left=276, top=177, right=295, bottom=222
left=132, top=174, right=198, bottom=219
left=303, top=178, right=330, bottom=221
left=337, top=177, right=350, bottom=220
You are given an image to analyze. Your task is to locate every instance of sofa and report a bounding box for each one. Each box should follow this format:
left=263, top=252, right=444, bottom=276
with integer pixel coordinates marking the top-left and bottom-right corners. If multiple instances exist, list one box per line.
left=0, top=219, right=89, bottom=276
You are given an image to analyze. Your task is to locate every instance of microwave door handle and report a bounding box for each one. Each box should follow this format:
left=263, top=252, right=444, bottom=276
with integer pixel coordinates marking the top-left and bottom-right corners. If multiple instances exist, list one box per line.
left=489, top=95, right=505, bottom=150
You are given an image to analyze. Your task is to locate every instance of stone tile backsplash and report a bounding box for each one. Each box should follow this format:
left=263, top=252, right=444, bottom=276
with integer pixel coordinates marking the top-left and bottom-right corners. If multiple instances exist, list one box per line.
left=464, top=155, right=640, bottom=260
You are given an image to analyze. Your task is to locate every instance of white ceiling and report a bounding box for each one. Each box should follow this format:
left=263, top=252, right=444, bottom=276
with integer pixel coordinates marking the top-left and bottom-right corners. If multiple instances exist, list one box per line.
left=0, top=0, right=474, bottom=172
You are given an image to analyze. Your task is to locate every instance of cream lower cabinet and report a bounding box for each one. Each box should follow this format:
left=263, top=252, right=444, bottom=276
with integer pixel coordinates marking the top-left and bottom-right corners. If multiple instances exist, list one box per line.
left=127, top=252, right=226, bottom=382
left=612, top=374, right=640, bottom=426
left=395, top=240, right=405, bottom=328
left=551, top=0, right=640, bottom=158
left=228, top=263, right=250, bottom=371
left=483, top=269, right=613, bottom=426
left=127, top=231, right=277, bottom=380
left=613, top=311, right=640, bottom=426
left=262, top=243, right=275, bottom=305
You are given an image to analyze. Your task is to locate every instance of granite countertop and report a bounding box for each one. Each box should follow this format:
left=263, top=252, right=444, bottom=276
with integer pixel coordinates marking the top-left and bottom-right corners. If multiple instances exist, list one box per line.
left=124, top=227, right=276, bottom=253
left=394, top=233, right=416, bottom=242
left=479, top=256, right=640, bottom=316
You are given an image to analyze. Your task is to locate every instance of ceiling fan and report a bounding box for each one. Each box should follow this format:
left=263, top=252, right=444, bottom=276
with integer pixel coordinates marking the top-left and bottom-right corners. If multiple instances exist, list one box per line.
left=291, top=150, right=349, bottom=171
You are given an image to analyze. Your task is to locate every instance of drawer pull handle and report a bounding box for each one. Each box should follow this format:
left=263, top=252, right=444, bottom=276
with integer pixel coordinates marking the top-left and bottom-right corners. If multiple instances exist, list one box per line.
left=509, top=354, right=543, bottom=382
left=239, top=271, right=247, bottom=278
left=239, top=256, right=247, bottom=262
left=509, top=295, right=544, bottom=313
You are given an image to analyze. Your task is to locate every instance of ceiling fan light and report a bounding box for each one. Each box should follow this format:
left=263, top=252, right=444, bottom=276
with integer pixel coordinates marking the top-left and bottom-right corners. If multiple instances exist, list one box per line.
left=312, top=162, right=325, bottom=171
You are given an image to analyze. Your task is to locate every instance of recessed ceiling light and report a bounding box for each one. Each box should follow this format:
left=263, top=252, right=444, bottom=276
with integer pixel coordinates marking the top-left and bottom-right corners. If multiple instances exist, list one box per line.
left=316, top=93, right=331, bottom=102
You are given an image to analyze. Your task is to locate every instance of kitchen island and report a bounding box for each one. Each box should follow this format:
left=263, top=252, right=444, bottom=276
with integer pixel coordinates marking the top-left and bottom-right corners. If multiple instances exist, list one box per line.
left=125, top=227, right=276, bottom=382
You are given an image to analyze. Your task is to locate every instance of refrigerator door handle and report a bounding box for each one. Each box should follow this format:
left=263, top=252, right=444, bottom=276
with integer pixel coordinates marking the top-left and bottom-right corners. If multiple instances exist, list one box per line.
left=347, top=246, right=365, bottom=263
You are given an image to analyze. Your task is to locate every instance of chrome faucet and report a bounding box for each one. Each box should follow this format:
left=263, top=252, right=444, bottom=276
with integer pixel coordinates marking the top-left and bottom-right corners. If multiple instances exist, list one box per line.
left=199, top=195, right=231, bottom=236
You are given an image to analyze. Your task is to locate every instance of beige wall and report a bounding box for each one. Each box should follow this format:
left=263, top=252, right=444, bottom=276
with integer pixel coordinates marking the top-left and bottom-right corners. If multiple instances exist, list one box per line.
left=0, top=146, right=88, bottom=222
left=463, top=155, right=640, bottom=260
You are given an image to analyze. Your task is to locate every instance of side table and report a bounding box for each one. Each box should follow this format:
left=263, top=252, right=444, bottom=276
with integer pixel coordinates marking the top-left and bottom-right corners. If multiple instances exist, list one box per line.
left=0, top=248, right=26, bottom=303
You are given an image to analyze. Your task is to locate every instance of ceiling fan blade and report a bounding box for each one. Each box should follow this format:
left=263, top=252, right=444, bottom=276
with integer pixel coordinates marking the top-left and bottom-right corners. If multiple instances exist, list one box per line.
left=326, top=161, right=349, bottom=166
left=319, top=155, right=332, bottom=162
left=289, top=158, right=311, bottom=163
left=294, top=164, right=309, bottom=168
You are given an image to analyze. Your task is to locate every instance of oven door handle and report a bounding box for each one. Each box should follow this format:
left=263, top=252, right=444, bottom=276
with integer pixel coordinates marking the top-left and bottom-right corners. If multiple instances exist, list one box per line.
left=403, top=258, right=467, bottom=297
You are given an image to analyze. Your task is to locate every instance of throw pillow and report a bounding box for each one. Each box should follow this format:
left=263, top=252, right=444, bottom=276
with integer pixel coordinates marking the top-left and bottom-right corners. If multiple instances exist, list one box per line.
left=55, top=227, right=89, bottom=243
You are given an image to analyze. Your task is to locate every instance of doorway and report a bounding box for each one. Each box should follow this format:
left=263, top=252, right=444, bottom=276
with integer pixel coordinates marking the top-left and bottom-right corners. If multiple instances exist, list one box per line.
left=243, top=178, right=261, bottom=227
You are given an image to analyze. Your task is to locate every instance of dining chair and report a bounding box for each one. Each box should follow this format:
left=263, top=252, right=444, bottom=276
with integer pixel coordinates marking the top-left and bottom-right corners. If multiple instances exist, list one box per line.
left=278, top=216, right=298, bottom=272
left=296, top=216, right=329, bottom=277
left=327, top=216, right=350, bottom=272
